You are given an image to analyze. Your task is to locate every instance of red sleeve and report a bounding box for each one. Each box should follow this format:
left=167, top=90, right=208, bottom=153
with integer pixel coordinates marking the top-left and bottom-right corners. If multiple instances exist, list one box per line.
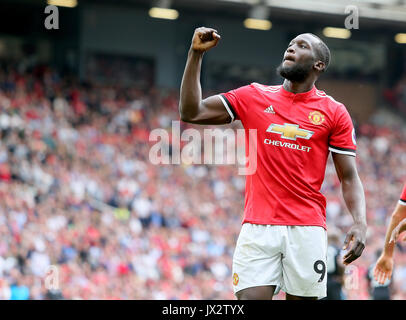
left=328, top=104, right=357, bottom=157
left=400, top=184, right=406, bottom=206
left=218, top=85, right=253, bottom=122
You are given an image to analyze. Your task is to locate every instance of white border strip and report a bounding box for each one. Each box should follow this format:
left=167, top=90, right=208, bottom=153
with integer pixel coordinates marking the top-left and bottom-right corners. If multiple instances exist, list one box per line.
left=253, top=83, right=281, bottom=93
left=218, top=95, right=235, bottom=123
left=329, top=146, right=356, bottom=157
left=399, top=199, right=406, bottom=206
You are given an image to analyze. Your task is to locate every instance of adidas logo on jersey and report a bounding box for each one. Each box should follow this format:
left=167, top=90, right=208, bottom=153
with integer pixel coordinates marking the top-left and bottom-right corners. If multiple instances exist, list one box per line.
left=264, top=105, right=275, bottom=114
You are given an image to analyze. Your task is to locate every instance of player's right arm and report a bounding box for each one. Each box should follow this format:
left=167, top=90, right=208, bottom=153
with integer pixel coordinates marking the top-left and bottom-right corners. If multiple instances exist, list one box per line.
left=179, top=27, right=232, bottom=125
left=374, top=202, right=406, bottom=284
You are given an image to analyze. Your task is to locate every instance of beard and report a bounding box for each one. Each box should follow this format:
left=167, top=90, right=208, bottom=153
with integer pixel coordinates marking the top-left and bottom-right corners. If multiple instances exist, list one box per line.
left=276, top=60, right=314, bottom=82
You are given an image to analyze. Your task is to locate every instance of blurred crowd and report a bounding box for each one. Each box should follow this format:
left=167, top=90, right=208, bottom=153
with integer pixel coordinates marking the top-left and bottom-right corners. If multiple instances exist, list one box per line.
left=0, top=62, right=405, bottom=300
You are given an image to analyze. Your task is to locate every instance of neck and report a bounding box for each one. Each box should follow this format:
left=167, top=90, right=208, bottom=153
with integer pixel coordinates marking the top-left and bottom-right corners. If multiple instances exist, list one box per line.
left=282, top=79, right=315, bottom=94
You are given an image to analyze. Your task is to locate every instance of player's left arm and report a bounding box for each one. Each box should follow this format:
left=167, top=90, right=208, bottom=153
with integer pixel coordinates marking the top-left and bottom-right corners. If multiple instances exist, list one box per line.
left=332, top=153, right=367, bottom=265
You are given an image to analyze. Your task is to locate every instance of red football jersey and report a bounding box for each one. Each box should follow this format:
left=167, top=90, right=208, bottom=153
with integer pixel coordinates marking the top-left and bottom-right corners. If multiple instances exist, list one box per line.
left=400, top=184, right=406, bottom=206
left=219, top=83, right=357, bottom=229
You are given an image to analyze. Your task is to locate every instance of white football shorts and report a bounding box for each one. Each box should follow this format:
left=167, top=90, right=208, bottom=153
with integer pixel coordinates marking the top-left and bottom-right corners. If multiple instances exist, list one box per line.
left=232, top=223, right=328, bottom=299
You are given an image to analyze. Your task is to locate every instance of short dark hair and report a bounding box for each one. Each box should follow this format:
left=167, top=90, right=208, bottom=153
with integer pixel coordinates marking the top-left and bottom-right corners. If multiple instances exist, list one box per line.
left=308, top=33, right=331, bottom=72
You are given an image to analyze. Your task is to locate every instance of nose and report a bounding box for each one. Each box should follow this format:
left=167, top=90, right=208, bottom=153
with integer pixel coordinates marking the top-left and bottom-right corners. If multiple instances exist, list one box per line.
left=287, top=46, right=295, bottom=53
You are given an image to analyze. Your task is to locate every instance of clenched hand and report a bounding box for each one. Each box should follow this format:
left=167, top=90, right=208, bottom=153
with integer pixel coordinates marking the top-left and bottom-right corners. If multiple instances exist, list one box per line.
left=191, top=27, right=221, bottom=53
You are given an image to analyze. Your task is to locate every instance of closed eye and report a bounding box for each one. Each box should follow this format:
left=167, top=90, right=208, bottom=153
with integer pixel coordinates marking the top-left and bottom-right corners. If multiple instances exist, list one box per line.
left=288, top=42, right=308, bottom=49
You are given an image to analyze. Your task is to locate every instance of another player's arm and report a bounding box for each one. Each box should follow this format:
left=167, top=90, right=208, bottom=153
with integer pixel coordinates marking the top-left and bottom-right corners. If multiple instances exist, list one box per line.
left=380, top=204, right=406, bottom=256
left=374, top=204, right=406, bottom=284
left=332, top=153, right=367, bottom=265
left=390, top=212, right=406, bottom=243
left=179, top=27, right=232, bottom=125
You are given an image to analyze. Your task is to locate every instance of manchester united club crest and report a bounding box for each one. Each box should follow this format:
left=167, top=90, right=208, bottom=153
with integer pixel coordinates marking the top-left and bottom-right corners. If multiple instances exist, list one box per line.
left=308, top=111, right=325, bottom=125
left=233, top=273, right=239, bottom=286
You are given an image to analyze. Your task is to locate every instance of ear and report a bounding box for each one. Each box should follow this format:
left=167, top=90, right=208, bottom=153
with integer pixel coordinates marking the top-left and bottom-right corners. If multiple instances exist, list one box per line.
left=314, top=60, right=325, bottom=72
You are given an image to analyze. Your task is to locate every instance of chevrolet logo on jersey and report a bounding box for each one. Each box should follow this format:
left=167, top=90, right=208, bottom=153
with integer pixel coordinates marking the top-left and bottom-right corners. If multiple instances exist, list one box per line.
left=267, top=123, right=314, bottom=141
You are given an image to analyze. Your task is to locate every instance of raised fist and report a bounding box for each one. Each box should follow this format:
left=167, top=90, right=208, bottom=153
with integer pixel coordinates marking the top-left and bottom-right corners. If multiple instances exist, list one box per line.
left=191, top=27, right=221, bottom=52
